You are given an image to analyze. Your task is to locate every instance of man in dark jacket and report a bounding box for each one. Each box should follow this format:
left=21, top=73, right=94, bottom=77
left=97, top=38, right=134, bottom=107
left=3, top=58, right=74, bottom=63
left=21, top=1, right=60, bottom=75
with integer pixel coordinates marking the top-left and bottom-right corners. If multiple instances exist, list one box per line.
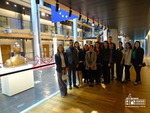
left=66, top=39, right=79, bottom=89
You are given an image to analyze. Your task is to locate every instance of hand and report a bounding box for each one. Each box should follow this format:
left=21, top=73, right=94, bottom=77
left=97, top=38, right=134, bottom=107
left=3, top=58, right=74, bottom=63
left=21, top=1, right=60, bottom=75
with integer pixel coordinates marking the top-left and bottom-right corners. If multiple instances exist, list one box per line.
left=62, top=70, right=65, bottom=73
left=65, top=68, right=68, bottom=72
left=76, top=64, right=79, bottom=68
left=139, top=64, right=142, bottom=67
left=120, top=61, right=123, bottom=65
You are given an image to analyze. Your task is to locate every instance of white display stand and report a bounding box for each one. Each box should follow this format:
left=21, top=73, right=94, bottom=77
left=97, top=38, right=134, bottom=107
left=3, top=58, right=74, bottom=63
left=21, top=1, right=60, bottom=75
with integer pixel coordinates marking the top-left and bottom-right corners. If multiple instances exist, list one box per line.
left=0, top=64, right=34, bottom=96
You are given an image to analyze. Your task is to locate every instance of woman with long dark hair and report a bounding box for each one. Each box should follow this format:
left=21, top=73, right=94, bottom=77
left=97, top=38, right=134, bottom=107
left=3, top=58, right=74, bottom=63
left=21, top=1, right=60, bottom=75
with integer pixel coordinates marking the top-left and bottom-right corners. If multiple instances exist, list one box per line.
left=94, top=42, right=102, bottom=84
left=101, top=41, right=111, bottom=84
left=116, top=41, right=125, bottom=81
left=131, top=41, right=144, bottom=85
left=124, top=42, right=132, bottom=82
left=55, top=44, right=68, bottom=97
left=74, top=41, right=84, bottom=87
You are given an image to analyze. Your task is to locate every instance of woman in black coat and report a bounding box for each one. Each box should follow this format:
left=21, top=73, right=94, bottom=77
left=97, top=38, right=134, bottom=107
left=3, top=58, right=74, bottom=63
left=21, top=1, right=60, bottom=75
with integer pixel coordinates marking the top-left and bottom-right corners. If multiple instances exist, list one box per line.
left=131, top=41, right=144, bottom=85
left=55, top=44, right=68, bottom=97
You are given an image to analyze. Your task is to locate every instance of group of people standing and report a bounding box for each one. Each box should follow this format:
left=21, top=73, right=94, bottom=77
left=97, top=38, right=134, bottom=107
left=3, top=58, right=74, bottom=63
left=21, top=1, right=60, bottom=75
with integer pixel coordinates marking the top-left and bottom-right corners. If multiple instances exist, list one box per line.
left=55, top=36, right=144, bottom=97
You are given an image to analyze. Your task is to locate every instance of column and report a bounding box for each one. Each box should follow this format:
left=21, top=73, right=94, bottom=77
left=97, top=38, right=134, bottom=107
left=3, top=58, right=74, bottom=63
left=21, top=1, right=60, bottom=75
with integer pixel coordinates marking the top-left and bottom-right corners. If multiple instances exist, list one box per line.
left=83, top=40, right=86, bottom=45
left=56, top=22, right=61, bottom=34
left=103, top=29, right=108, bottom=41
left=73, top=18, right=78, bottom=42
left=92, top=26, right=95, bottom=37
left=110, top=29, right=118, bottom=47
left=30, top=0, right=42, bottom=61
left=0, top=46, right=3, bottom=66
left=53, top=38, right=57, bottom=56
left=121, top=36, right=125, bottom=47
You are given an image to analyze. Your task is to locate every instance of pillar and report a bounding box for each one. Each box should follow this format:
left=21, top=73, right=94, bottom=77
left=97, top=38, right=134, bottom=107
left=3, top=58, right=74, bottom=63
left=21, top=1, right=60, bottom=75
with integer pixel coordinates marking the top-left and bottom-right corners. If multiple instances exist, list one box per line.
left=53, top=38, right=57, bottom=56
left=103, top=29, right=108, bottom=41
left=92, top=26, right=95, bottom=37
left=56, top=22, right=61, bottom=34
left=0, top=46, right=3, bottom=66
left=30, top=0, right=42, bottom=61
left=73, top=18, right=78, bottom=42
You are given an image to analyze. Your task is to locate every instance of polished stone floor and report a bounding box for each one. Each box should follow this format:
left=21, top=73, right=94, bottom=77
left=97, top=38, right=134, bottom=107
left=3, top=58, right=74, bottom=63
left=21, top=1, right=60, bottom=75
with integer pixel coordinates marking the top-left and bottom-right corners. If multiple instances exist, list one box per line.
left=0, top=64, right=59, bottom=113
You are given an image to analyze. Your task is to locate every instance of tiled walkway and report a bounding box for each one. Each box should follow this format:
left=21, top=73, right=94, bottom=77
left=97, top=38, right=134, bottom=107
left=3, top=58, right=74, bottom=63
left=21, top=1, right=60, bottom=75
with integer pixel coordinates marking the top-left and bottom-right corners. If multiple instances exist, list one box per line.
left=0, top=65, right=59, bottom=113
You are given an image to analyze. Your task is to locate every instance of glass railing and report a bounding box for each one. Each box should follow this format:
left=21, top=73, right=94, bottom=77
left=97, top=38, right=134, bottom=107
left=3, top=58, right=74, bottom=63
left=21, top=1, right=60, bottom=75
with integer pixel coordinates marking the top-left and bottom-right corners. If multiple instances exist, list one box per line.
left=0, top=15, right=87, bottom=39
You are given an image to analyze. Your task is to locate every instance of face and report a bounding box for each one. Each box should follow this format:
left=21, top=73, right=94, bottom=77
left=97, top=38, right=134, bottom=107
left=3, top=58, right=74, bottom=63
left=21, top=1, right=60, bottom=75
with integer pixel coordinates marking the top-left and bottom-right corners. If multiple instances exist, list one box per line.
left=135, top=42, right=140, bottom=48
left=69, top=41, right=73, bottom=47
left=108, top=37, right=112, bottom=42
left=104, top=42, right=108, bottom=48
left=13, top=46, right=21, bottom=53
left=109, top=43, right=114, bottom=49
left=119, top=43, right=122, bottom=48
left=75, top=42, right=79, bottom=48
left=95, top=43, right=100, bottom=48
left=89, top=46, right=93, bottom=52
left=126, top=43, right=130, bottom=49
left=97, top=37, right=100, bottom=42
left=58, top=46, right=64, bottom=53
left=84, top=45, right=89, bottom=50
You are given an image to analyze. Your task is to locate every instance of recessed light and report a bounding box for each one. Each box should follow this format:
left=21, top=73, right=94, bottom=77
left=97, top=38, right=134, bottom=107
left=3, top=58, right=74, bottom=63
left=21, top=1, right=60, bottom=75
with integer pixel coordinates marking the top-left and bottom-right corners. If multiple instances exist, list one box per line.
left=6, top=1, right=9, bottom=5
left=59, top=12, right=62, bottom=15
left=23, top=7, right=25, bottom=10
left=46, top=14, right=49, bottom=17
left=62, top=15, right=64, bottom=17
left=14, top=4, right=17, bottom=7
left=41, top=12, right=45, bottom=16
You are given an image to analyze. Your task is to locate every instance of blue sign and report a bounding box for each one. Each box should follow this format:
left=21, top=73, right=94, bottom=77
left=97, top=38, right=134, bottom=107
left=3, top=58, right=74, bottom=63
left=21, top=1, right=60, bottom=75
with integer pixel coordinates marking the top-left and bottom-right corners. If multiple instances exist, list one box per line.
left=51, top=5, right=78, bottom=23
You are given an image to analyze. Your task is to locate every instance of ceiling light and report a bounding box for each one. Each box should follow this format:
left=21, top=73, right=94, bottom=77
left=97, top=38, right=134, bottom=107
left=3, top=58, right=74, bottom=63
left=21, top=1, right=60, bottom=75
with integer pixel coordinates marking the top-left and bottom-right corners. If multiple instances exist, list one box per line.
left=6, top=1, right=9, bottom=5
left=59, top=12, right=62, bottom=15
left=62, top=15, right=64, bottom=17
left=23, top=7, right=25, bottom=10
left=14, top=4, right=17, bottom=7
left=46, top=14, right=49, bottom=17
left=66, top=15, right=68, bottom=18
left=41, top=12, right=45, bottom=16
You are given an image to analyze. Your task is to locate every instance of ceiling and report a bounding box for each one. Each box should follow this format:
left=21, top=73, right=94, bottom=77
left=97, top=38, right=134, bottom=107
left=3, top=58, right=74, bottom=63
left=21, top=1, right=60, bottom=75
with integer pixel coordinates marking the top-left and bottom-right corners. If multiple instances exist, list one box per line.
left=58, top=0, right=150, bottom=39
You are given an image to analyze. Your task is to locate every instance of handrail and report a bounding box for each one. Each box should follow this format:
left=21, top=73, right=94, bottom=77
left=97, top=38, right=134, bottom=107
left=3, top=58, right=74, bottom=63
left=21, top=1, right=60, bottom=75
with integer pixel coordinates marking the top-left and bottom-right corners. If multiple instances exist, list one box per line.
left=0, top=62, right=55, bottom=77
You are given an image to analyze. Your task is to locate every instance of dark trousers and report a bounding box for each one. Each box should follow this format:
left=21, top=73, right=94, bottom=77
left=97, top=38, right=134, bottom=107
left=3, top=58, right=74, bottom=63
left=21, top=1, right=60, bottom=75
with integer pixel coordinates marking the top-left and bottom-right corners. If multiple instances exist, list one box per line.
left=116, top=62, right=124, bottom=81
left=83, top=68, right=89, bottom=83
left=103, top=62, right=110, bottom=83
left=68, top=67, right=76, bottom=87
left=57, top=72, right=67, bottom=96
left=125, top=65, right=131, bottom=81
left=133, top=65, right=142, bottom=82
left=95, top=65, right=102, bottom=83
left=88, top=69, right=95, bottom=84
left=110, top=63, right=115, bottom=80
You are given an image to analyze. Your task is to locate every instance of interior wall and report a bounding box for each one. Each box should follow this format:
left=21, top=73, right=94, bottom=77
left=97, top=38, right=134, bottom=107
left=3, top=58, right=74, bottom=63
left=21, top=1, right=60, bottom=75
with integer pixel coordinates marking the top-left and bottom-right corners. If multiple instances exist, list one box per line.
left=147, top=6, right=150, bottom=62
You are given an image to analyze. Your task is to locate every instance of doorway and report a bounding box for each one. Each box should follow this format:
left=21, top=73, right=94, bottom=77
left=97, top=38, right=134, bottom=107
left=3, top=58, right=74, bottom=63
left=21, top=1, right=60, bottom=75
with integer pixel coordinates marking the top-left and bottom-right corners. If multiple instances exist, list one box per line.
left=1, top=45, right=11, bottom=63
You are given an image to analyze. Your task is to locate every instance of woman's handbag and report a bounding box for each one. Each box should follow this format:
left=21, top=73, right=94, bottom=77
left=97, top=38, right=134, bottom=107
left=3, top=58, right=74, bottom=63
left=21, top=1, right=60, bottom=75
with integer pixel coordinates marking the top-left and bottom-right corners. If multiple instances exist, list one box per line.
left=62, top=74, right=69, bottom=80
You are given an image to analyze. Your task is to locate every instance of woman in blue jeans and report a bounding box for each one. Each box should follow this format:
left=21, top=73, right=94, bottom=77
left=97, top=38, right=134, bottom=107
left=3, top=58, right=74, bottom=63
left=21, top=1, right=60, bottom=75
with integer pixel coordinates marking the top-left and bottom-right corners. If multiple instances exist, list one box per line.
left=55, top=44, right=68, bottom=97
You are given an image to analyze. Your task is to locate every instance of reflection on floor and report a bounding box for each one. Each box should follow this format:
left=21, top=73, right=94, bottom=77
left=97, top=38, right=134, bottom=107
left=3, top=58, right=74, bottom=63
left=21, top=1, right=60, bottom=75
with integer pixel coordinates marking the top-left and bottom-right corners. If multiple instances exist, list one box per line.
left=28, top=66, right=150, bottom=113
left=0, top=65, right=59, bottom=113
